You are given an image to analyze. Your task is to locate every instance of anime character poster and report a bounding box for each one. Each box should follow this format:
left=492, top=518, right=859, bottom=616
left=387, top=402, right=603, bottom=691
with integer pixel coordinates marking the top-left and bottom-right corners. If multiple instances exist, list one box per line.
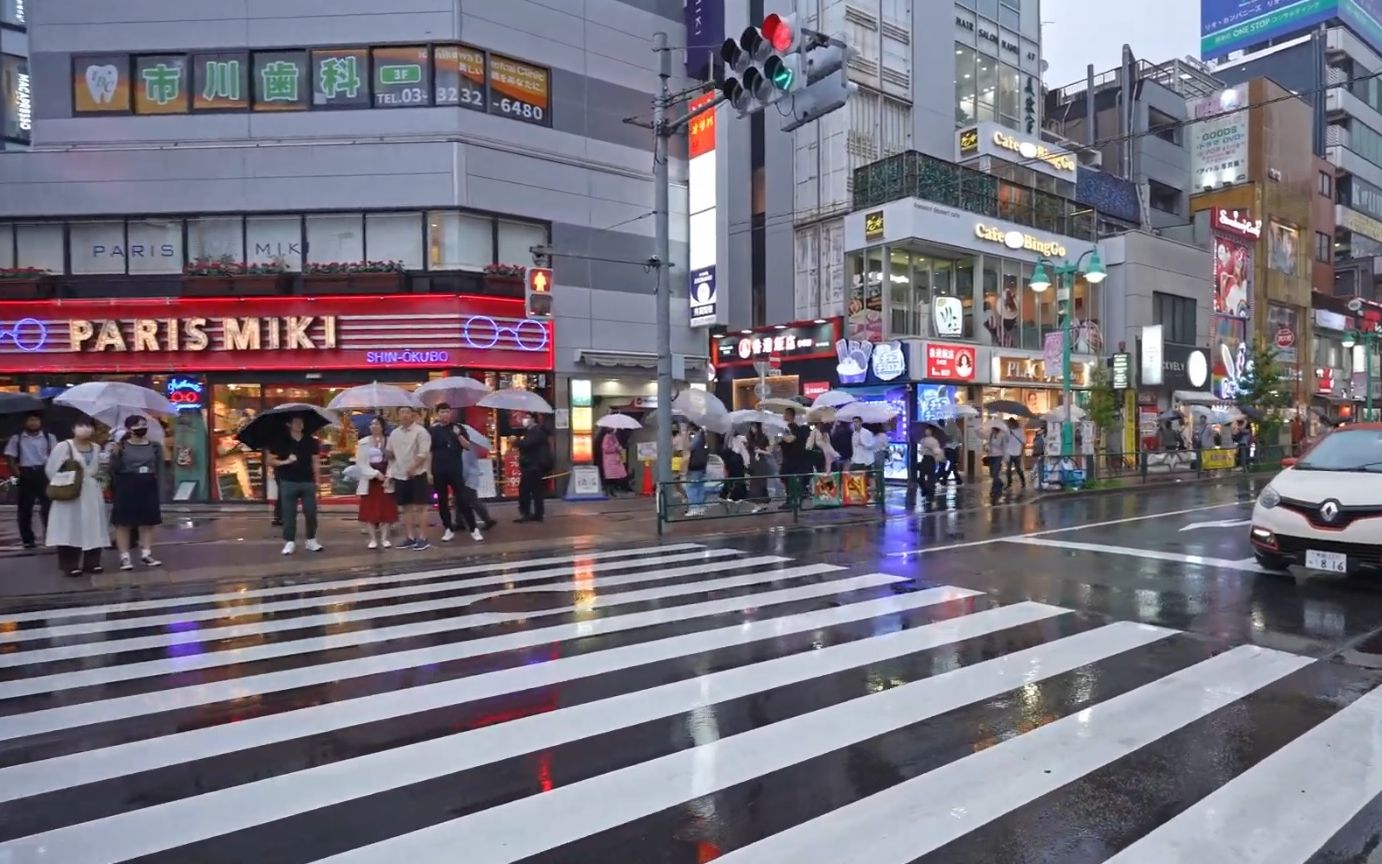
left=1213, top=235, right=1251, bottom=318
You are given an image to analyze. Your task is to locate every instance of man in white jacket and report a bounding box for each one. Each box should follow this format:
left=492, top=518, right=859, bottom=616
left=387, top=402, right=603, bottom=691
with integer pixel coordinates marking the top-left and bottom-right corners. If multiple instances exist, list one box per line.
left=849, top=417, right=880, bottom=470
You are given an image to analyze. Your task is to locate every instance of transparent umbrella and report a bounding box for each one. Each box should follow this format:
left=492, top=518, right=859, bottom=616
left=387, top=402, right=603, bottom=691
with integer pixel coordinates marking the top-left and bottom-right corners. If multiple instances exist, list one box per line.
left=327, top=382, right=422, bottom=411
left=415, top=376, right=490, bottom=409
left=478, top=388, right=554, bottom=413
left=55, top=382, right=174, bottom=426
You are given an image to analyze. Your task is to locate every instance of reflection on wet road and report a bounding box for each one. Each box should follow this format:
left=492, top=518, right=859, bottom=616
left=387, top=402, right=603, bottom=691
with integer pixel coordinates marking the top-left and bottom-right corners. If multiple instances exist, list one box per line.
left=4, top=479, right=1382, bottom=862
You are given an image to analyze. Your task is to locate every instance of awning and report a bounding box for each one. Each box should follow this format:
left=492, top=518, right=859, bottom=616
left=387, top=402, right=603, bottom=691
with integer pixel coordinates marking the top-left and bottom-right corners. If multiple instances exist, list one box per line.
left=1173, top=390, right=1219, bottom=406
left=575, top=349, right=708, bottom=373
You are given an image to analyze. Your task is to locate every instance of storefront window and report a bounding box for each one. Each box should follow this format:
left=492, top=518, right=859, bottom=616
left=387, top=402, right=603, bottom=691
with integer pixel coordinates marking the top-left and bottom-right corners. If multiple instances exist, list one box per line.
left=69, top=221, right=125, bottom=274
left=931, top=259, right=953, bottom=338
left=365, top=212, right=423, bottom=269
left=127, top=219, right=184, bottom=274
left=246, top=215, right=303, bottom=270
left=16, top=223, right=63, bottom=273
left=0, top=223, right=11, bottom=269
left=306, top=214, right=364, bottom=265
left=888, top=249, right=914, bottom=335
left=212, top=384, right=264, bottom=501
left=497, top=219, right=548, bottom=266
left=189, top=217, right=244, bottom=264
left=848, top=247, right=885, bottom=341
left=955, top=257, right=976, bottom=339
left=428, top=210, right=491, bottom=270
left=955, top=45, right=978, bottom=125
left=997, top=181, right=1030, bottom=224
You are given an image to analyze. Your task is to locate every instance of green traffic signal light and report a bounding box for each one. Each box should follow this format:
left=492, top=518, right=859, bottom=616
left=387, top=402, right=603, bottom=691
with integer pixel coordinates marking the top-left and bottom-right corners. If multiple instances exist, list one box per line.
left=765, top=56, right=794, bottom=90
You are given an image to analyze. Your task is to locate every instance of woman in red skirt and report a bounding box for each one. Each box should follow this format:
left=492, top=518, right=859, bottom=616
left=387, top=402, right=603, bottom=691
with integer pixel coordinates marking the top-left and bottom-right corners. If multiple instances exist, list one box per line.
left=354, top=416, right=398, bottom=549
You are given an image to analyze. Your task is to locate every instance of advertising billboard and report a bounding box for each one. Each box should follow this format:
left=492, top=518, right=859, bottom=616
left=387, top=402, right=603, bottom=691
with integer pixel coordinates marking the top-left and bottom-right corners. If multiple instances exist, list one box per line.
left=1202, top=0, right=1339, bottom=59
left=1, top=53, right=28, bottom=143
left=1188, top=85, right=1249, bottom=190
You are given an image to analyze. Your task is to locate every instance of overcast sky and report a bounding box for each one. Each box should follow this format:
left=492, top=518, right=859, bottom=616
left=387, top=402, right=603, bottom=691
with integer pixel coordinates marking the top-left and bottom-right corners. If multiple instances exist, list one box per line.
left=1040, top=0, right=1201, bottom=90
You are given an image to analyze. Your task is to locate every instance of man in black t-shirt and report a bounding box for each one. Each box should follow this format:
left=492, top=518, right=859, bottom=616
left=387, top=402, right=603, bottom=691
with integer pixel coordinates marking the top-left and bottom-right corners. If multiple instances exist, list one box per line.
left=269, top=416, right=323, bottom=555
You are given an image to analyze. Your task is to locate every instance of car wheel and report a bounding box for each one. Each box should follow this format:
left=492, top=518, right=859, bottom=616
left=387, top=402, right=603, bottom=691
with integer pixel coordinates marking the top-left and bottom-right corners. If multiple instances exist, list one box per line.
left=1254, top=551, right=1290, bottom=572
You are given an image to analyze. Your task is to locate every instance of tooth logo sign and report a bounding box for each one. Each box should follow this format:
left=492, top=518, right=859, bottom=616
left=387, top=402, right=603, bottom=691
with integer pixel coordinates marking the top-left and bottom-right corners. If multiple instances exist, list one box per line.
left=85, top=65, right=120, bottom=104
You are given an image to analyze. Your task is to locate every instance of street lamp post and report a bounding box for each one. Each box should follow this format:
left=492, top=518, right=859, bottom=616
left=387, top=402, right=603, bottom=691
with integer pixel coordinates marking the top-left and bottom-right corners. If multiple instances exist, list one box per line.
left=1029, top=247, right=1106, bottom=458
left=1341, top=328, right=1376, bottom=420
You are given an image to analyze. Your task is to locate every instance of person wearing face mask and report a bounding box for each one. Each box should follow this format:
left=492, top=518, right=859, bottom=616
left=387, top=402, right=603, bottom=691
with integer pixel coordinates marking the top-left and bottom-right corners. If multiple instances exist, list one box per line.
left=514, top=414, right=551, bottom=523
left=45, top=418, right=108, bottom=577
left=109, top=415, right=163, bottom=570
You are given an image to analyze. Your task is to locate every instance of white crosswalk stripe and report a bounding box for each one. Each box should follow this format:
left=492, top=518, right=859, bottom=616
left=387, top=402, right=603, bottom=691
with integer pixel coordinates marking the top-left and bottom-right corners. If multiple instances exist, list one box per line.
left=0, top=541, right=1376, bottom=864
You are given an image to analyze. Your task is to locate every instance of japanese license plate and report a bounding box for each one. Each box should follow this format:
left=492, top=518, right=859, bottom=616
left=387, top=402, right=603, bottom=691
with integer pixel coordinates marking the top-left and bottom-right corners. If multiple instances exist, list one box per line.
left=1305, top=550, right=1348, bottom=573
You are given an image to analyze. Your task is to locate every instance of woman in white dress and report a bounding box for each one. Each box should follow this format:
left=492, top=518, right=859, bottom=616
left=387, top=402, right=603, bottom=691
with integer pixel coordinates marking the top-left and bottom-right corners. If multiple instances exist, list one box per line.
left=45, top=418, right=109, bottom=577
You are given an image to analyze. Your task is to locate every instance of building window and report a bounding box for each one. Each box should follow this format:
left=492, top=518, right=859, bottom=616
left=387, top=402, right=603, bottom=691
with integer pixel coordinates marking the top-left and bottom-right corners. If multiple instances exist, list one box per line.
left=246, top=215, right=303, bottom=271
left=1149, top=108, right=1180, bottom=145
left=427, top=211, right=491, bottom=271
left=1319, top=170, right=1334, bottom=199
left=0, top=222, right=11, bottom=269
left=365, top=212, right=424, bottom=270
left=189, top=217, right=245, bottom=264
left=15, top=224, right=63, bottom=273
left=1147, top=179, right=1182, bottom=214
left=1317, top=230, right=1333, bottom=263
left=305, top=214, right=364, bottom=265
left=1153, top=291, right=1196, bottom=345
left=976, top=55, right=997, bottom=124
left=955, top=44, right=978, bottom=126
left=69, top=221, right=127, bottom=275
left=127, top=219, right=184, bottom=274
left=496, top=219, right=548, bottom=267
left=1, top=0, right=26, bottom=28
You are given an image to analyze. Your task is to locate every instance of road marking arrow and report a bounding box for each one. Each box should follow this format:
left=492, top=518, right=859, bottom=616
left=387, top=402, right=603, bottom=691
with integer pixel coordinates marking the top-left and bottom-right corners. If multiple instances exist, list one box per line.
left=1178, top=518, right=1252, bottom=532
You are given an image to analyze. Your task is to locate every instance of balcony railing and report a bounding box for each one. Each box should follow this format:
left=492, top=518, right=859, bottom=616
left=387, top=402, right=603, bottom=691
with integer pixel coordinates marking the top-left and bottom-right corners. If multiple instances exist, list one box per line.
left=852, top=151, right=1097, bottom=240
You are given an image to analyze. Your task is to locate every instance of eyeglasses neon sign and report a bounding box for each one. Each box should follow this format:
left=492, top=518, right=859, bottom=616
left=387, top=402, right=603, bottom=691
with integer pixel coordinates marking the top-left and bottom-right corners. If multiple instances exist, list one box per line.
left=0, top=319, right=48, bottom=352
left=165, top=376, right=205, bottom=411
left=461, top=316, right=549, bottom=352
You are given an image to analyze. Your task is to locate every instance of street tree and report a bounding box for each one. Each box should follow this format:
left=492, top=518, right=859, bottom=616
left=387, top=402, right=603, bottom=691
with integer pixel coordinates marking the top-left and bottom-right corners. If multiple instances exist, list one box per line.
left=1234, top=341, right=1293, bottom=450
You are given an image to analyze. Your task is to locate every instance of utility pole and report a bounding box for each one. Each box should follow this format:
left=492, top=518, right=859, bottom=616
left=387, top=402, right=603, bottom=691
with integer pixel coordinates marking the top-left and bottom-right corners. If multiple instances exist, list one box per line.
left=652, top=30, right=674, bottom=487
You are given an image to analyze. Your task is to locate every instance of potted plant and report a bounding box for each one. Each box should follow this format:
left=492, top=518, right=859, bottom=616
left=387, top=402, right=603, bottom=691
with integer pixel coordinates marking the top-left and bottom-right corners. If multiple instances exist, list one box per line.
left=303, top=260, right=406, bottom=294
left=182, top=256, right=238, bottom=295
left=234, top=257, right=292, bottom=295
left=0, top=267, right=54, bottom=299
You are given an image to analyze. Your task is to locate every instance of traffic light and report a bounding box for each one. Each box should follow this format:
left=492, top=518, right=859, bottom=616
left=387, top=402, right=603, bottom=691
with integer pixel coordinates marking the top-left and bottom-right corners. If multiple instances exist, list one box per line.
left=526, top=266, right=553, bottom=317
left=719, top=14, right=804, bottom=116
left=782, top=37, right=857, bottom=132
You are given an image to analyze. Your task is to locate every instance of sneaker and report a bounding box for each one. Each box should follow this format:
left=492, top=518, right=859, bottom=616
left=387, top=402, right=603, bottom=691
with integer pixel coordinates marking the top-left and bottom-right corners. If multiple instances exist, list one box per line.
left=413, top=539, right=431, bottom=551
left=119, top=553, right=134, bottom=572
left=399, top=538, right=416, bottom=550
left=381, top=538, right=393, bottom=549
left=305, top=539, right=324, bottom=552
left=140, top=553, right=161, bottom=567
left=281, top=541, right=296, bottom=556
left=441, top=529, right=456, bottom=542
left=470, top=528, right=484, bottom=542
left=367, top=540, right=378, bottom=550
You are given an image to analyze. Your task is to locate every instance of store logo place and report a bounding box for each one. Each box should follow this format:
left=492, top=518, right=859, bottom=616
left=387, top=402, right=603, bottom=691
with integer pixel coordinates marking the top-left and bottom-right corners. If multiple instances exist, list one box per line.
left=933, top=296, right=963, bottom=337
left=871, top=341, right=906, bottom=381
left=1187, top=349, right=1209, bottom=388
left=85, top=64, right=120, bottom=105
left=835, top=339, right=873, bottom=385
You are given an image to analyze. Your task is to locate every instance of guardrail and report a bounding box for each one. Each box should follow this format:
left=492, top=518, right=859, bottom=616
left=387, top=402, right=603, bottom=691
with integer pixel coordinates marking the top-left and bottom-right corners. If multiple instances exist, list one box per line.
left=656, top=467, right=886, bottom=534
left=1030, top=445, right=1288, bottom=489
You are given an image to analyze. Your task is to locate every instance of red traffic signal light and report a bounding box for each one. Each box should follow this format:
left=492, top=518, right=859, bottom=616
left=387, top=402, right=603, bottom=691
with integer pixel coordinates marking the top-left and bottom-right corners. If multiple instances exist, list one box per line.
left=762, top=14, right=794, bottom=52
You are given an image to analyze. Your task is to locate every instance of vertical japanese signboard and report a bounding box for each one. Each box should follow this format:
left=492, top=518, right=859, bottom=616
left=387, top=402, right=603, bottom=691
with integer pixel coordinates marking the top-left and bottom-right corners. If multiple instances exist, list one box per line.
left=372, top=46, right=430, bottom=108
left=311, top=47, right=370, bottom=108
left=73, top=54, right=131, bottom=114
left=192, top=52, right=249, bottom=111
left=253, top=51, right=308, bottom=111
left=434, top=45, right=486, bottom=110
left=687, top=91, right=718, bottom=328
left=134, top=54, right=189, bottom=114
left=487, top=54, right=550, bottom=126
left=1, top=53, right=29, bottom=142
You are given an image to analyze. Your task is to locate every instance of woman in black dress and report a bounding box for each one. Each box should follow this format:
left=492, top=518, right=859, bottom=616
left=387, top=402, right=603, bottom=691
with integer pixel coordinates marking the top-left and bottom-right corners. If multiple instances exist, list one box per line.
left=110, top=415, right=163, bottom=571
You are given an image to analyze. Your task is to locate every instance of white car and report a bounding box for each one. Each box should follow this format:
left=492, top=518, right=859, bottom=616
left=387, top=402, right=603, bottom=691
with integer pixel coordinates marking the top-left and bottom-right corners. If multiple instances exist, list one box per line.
left=1251, top=424, right=1382, bottom=574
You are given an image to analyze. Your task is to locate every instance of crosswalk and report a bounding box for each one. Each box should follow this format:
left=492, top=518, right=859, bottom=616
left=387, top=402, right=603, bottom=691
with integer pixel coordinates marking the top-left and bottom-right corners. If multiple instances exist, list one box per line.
left=1, top=542, right=1381, bottom=863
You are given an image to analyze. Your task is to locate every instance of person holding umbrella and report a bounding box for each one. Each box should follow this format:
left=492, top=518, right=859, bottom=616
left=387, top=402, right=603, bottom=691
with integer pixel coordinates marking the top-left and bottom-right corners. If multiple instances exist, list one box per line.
left=109, top=414, right=163, bottom=570
left=429, top=404, right=482, bottom=543
left=354, top=416, right=397, bottom=549
left=45, top=416, right=107, bottom=577
left=5, top=412, right=57, bottom=549
left=917, top=424, right=944, bottom=499
left=268, top=415, right=324, bottom=555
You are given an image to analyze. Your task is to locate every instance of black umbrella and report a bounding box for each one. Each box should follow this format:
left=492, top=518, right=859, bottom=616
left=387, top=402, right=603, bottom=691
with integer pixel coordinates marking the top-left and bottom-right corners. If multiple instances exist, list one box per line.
left=1311, top=408, right=1344, bottom=428
left=236, top=403, right=338, bottom=451
left=1238, top=406, right=1267, bottom=422
left=0, top=393, right=43, bottom=415
left=0, top=402, right=86, bottom=442
left=984, top=399, right=1034, bottom=419
left=921, top=423, right=949, bottom=445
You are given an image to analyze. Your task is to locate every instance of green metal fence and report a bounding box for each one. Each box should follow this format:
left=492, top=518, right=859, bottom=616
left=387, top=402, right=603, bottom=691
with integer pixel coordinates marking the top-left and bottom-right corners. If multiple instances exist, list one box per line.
left=655, top=468, right=886, bottom=534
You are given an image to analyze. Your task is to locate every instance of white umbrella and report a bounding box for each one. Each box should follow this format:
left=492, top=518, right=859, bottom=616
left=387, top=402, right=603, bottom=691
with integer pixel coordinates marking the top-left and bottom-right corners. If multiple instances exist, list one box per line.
left=982, top=418, right=1011, bottom=434
left=597, top=413, right=643, bottom=430
left=478, top=388, right=554, bottom=414
left=810, top=390, right=857, bottom=409
left=328, top=382, right=422, bottom=411
left=55, top=382, right=174, bottom=426
left=415, top=376, right=490, bottom=409
left=1043, top=405, right=1087, bottom=422
left=110, top=411, right=166, bottom=443
left=806, top=405, right=838, bottom=424
left=671, top=389, right=728, bottom=425
left=835, top=402, right=899, bottom=424
left=946, top=404, right=981, bottom=419
left=730, top=409, right=787, bottom=431
left=756, top=397, right=803, bottom=414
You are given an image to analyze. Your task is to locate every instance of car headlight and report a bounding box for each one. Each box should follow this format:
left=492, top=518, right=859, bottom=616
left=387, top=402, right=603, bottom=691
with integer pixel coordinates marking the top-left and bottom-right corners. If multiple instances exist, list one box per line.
left=1258, top=487, right=1280, bottom=509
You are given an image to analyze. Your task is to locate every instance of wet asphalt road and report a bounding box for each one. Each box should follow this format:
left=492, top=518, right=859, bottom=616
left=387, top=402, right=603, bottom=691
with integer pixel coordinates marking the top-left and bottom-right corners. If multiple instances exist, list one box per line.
left=6, top=477, right=1382, bottom=862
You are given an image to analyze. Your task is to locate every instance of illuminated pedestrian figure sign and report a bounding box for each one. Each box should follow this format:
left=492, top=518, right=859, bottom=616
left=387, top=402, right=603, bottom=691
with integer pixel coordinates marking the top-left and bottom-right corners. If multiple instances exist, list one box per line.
left=318, top=55, right=361, bottom=99
left=260, top=60, right=300, bottom=103
left=141, top=63, right=182, bottom=105
left=203, top=60, right=240, bottom=101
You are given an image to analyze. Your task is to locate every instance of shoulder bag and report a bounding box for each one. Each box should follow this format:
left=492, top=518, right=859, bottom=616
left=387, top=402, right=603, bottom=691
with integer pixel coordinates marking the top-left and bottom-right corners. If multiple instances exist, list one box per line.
left=47, top=442, right=85, bottom=502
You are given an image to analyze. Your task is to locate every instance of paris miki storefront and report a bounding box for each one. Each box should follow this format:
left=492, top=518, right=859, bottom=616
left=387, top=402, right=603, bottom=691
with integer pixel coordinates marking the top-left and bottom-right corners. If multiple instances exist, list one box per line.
left=0, top=293, right=553, bottom=502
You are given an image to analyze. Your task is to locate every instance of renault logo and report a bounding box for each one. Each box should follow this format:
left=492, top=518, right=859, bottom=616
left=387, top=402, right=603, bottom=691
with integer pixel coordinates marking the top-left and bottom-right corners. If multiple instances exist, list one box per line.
left=1320, top=500, right=1340, bottom=523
